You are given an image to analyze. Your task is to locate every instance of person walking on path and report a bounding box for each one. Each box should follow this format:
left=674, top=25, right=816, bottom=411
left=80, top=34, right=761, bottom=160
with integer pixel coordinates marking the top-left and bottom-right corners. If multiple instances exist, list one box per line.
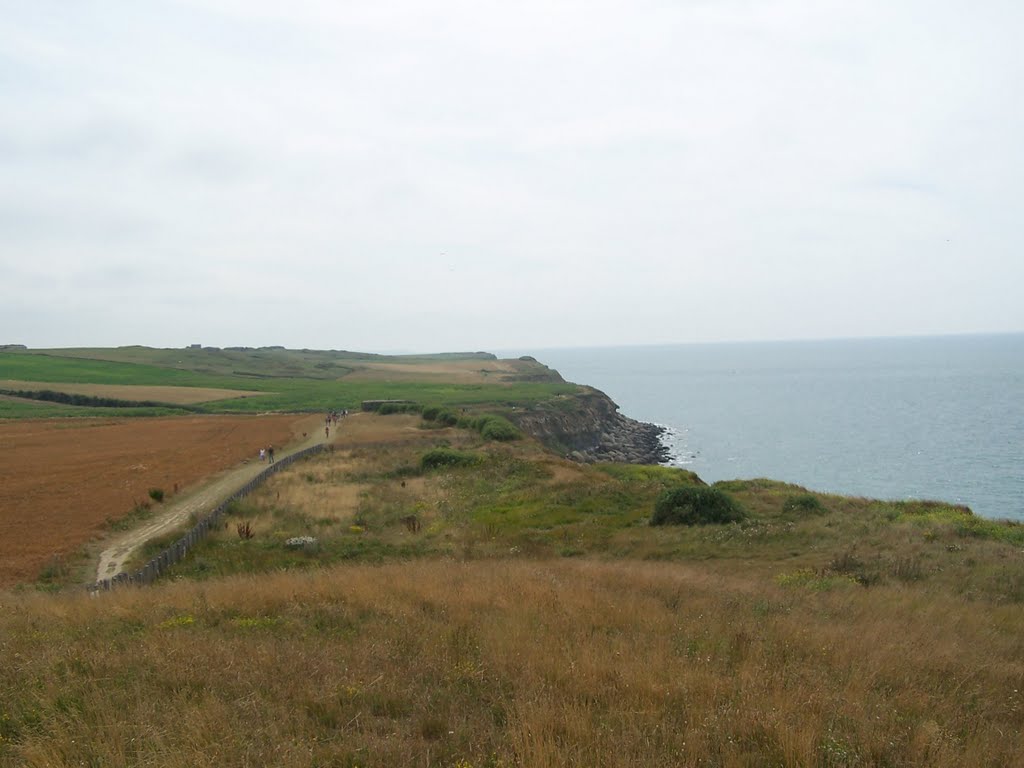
left=268, top=445, right=275, bottom=464
left=259, top=447, right=266, bottom=462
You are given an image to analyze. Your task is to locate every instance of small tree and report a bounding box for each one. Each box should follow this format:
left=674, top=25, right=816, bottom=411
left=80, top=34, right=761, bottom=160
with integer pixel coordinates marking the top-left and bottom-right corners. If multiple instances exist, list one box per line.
left=651, top=486, right=745, bottom=526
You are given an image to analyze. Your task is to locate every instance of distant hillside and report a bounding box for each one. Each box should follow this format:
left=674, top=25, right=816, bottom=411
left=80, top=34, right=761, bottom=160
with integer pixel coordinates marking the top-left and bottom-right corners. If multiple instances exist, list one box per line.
left=20, top=345, right=502, bottom=380
left=0, top=345, right=572, bottom=418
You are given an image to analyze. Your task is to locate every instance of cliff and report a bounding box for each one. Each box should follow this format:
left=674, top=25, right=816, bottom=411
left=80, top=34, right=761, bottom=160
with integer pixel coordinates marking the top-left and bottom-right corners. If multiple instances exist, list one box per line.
left=509, top=387, right=670, bottom=465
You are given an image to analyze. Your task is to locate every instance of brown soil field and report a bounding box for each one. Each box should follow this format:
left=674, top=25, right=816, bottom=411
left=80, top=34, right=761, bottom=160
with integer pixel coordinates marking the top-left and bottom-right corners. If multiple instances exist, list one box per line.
left=0, top=414, right=313, bottom=587
left=0, top=380, right=267, bottom=404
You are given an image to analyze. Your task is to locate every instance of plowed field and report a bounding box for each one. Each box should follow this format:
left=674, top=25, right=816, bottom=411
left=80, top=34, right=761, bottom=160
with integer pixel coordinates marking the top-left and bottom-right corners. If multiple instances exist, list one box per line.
left=0, top=414, right=313, bottom=587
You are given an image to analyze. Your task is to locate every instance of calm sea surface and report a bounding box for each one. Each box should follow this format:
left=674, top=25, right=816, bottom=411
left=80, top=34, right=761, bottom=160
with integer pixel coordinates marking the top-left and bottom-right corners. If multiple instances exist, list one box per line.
left=507, top=335, right=1024, bottom=521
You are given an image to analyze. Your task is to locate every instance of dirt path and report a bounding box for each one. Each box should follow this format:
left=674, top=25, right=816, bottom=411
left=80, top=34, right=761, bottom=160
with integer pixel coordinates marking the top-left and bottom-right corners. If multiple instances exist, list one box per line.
left=94, top=416, right=334, bottom=583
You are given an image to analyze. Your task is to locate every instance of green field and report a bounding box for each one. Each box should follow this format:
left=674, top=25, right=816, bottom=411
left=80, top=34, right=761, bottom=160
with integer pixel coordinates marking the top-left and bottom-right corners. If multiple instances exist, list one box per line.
left=0, top=348, right=576, bottom=417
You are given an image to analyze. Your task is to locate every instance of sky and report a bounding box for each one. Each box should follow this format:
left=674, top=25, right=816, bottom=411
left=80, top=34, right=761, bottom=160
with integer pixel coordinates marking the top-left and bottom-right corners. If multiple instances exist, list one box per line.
left=1, top=0, right=1022, bottom=354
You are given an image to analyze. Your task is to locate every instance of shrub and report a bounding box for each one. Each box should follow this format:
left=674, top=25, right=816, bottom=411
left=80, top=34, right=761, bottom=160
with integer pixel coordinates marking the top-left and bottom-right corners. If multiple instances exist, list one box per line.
left=782, top=493, right=825, bottom=515
left=377, top=402, right=422, bottom=415
left=420, top=448, right=480, bottom=471
left=148, top=488, right=165, bottom=503
left=479, top=416, right=520, bottom=441
left=463, top=414, right=520, bottom=441
left=421, top=405, right=458, bottom=426
left=651, top=486, right=745, bottom=526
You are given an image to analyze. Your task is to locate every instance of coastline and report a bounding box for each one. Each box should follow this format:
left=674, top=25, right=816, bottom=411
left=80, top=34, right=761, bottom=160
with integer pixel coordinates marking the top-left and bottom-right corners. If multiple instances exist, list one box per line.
left=509, top=387, right=672, bottom=466
left=568, top=410, right=672, bottom=465
left=521, top=338, right=1024, bottom=522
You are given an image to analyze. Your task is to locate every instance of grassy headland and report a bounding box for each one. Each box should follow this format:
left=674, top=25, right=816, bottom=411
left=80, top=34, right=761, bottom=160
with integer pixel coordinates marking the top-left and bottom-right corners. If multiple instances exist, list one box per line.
left=1, top=345, right=1023, bottom=766
left=0, top=348, right=574, bottom=418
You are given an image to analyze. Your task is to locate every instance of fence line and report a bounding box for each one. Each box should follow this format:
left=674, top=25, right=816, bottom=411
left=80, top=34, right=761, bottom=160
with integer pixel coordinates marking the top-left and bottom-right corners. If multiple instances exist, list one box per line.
left=93, top=443, right=327, bottom=592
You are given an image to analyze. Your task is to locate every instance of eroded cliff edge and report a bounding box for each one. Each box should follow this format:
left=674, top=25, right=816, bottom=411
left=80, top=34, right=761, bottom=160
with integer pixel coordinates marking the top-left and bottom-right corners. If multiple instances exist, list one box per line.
left=509, top=386, right=670, bottom=465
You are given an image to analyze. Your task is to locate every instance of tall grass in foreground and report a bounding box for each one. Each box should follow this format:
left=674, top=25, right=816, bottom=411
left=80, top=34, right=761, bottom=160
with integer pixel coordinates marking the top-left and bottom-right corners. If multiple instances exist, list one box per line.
left=2, top=559, right=1023, bottom=767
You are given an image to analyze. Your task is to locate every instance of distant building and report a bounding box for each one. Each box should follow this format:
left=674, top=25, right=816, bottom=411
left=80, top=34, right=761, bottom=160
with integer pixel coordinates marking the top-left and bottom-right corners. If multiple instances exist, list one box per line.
left=188, top=344, right=202, bottom=349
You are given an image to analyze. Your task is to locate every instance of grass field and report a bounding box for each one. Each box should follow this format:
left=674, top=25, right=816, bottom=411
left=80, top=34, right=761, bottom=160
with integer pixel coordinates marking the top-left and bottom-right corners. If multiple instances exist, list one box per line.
left=3, top=346, right=1023, bottom=766
left=2, top=413, right=1018, bottom=765
left=2, top=558, right=1022, bottom=766
left=0, top=349, right=576, bottom=417
left=154, top=419, right=1024, bottom=605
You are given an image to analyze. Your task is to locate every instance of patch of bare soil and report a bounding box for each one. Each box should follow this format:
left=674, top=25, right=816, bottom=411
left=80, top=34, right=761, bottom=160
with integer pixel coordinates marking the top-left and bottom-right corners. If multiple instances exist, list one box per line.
left=0, top=414, right=311, bottom=587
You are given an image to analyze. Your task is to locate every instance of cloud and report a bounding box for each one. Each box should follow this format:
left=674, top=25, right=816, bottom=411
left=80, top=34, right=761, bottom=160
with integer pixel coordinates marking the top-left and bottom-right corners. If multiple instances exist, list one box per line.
left=1, top=0, right=1022, bottom=350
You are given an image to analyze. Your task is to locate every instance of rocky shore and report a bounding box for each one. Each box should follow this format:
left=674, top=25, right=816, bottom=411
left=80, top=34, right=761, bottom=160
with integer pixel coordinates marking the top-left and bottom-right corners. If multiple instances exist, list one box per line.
left=509, top=387, right=673, bottom=466
left=567, top=411, right=671, bottom=465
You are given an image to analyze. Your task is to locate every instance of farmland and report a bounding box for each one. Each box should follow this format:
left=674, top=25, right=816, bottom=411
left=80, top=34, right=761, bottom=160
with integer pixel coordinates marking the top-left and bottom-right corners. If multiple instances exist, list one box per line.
left=0, top=346, right=575, bottom=586
left=0, top=414, right=310, bottom=587
left=2, top=345, right=1024, bottom=766
left=0, top=348, right=575, bottom=418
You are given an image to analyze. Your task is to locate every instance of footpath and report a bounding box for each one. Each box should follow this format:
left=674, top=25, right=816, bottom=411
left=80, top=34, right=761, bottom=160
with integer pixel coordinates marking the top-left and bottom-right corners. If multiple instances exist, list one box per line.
left=95, top=418, right=335, bottom=584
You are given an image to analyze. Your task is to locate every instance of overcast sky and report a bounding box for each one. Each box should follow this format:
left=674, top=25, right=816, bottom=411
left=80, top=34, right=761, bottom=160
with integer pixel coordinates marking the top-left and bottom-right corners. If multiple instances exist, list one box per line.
left=1, top=1, right=1022, bottom=353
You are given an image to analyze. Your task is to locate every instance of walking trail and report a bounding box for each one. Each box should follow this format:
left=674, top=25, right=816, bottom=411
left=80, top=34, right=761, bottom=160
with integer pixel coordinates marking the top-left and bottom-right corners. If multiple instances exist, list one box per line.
left=95, top=416, right=334, bottom=583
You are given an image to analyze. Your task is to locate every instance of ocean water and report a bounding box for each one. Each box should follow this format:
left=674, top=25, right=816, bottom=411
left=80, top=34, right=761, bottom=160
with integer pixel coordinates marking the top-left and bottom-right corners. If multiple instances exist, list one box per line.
left=509, top=334, right=1024, bottom=521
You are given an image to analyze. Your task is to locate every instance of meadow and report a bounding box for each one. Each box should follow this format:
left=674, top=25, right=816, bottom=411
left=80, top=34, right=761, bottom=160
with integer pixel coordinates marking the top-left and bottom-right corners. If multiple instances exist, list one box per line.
left=154, top=419, right=1024, bottom=606
left=2, top=556, right=1022, bottom=765
left=0, top=349, right=575, bottom=418
left=2, top=346, right=1023, bottom=766
left=3, top=414, right=1022, bottom=765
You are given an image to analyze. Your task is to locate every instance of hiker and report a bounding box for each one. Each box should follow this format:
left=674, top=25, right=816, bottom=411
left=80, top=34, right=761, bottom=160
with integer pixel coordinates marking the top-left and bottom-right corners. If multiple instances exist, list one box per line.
left=268, top=445, right=275, bottom=463
left=259, top=447, right=266, bottom=462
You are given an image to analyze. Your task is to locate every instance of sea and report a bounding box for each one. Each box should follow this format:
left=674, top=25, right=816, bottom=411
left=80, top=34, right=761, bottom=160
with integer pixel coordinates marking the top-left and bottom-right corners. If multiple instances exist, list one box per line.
left=505, top=334, right=1024, bottom=522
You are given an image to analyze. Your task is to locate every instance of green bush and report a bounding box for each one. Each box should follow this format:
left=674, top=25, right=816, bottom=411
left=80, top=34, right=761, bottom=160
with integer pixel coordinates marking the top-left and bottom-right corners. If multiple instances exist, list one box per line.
left=420, top=448, right=480, bottom=471
left=377, top=402, right=422, bottom=415
left=782, top=493, right=825, bottom=515
left=651, top=486, right=745, bottom=526
left=479, top=416, right=520, bottom=441
left=421, top=405, right=458, bottom=426
left=148, top=488, right=165, bottom=503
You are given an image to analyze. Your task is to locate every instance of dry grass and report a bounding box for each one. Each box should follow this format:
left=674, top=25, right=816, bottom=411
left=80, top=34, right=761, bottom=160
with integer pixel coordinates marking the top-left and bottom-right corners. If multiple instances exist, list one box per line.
left=0, top=380, right=267, bottom=405
left=5, top=414, right=1024, bottom=765
left=344, top=359, right=531, bottom=384
left=1, top=559, right=1022, bottom=766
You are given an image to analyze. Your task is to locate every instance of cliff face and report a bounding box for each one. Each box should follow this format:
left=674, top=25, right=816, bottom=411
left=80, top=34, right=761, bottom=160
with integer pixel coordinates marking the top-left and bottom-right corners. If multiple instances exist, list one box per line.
left=510, top=387, right=670, bottom=465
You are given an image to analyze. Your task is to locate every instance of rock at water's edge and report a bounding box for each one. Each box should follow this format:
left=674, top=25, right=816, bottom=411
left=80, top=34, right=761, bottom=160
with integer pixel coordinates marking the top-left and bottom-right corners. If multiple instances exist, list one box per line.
left=508, top=388, right=671, bottom=465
